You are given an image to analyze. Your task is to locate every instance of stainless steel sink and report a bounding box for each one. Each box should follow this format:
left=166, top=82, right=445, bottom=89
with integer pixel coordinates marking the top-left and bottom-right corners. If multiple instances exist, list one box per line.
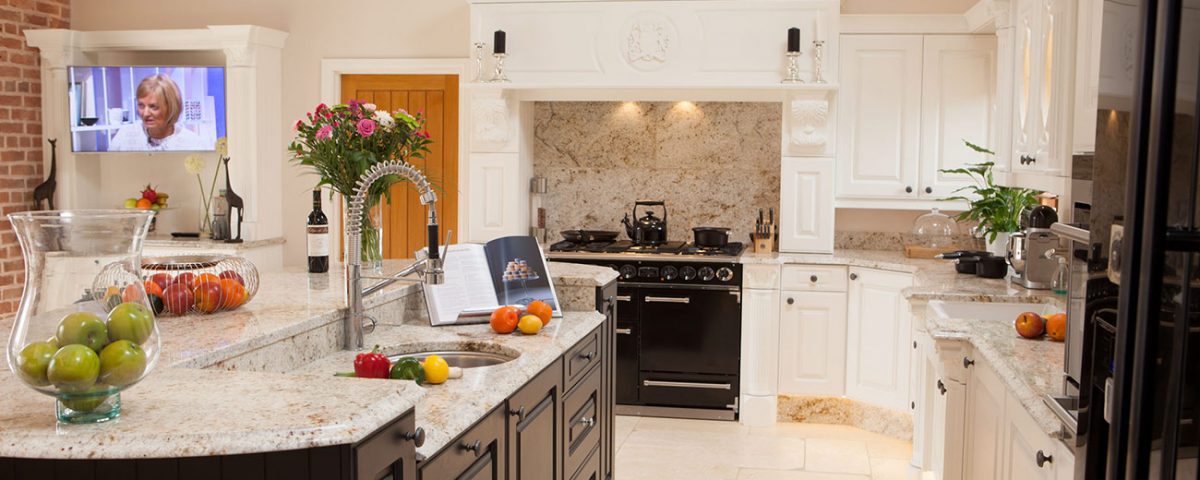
left=389, top=350, right=516, bottom=369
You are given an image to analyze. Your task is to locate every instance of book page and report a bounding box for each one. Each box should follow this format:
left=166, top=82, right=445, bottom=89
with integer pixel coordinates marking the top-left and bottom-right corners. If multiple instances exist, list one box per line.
left=423, top=244, right=501, bottom=326
left=482, top=236, right=563, bottom=317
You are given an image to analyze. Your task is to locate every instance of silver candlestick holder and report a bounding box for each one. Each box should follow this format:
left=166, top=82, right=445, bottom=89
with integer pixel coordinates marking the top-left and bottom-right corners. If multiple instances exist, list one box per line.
left=782, top=51, right=804, bottom=84
left=812, top=40, right=827, bottom=84
left=472, top=43, right=486, bottom=83
left=489, top=53, right=511, bottom=83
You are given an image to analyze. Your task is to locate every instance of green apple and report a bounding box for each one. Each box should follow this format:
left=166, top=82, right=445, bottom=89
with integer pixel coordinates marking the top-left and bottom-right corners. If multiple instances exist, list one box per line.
left=123, top=198, right=138, bottom=209
left=60, top=387, right=112, bottom=412
left=98, top=340, right=147, bottom=387
left=106, top=302, right=154, bottom=344
left=47, top=344, right=100, bottom=393
left=14, top=341, right=57, bottom=386
left=56, top=312, right=109, bottom=352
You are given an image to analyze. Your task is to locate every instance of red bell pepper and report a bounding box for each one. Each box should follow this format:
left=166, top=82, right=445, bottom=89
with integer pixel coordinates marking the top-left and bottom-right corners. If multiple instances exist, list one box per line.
left=354, top=345, right=391, bottom=379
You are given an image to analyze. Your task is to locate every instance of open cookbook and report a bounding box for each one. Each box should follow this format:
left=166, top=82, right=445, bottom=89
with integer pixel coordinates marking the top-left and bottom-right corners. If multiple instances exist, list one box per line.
left=422, top=236, right=561, bottom=326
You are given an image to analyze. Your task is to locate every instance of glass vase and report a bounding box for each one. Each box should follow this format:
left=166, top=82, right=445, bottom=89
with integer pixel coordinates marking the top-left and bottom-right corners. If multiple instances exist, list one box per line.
left=345, top=197, right=384, bottom=271
left=6, top=210, right=161, bottom=424
left=198, top=200, right=212, bottom=239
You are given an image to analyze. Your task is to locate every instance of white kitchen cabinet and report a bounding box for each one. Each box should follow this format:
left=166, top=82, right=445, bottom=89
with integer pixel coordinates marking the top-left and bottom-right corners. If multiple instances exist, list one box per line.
left=740, top=272, right=781, bottom=427
left=845, top=267, right=913, bottom=411
left=838, top=34, right=997, bottom=204
left=778, top=290, right=847, bottom=396
left=779, top=157, right=834, bottom=254
left=1004, top=390, right=1058, bottom=480
left=963, top=353, right=1006, bottom=480
left=919, top=35, right=998, bottom=198
left=1009, top=0, right=1075, bottom=176
left=836, top=35, right=923, bottom=199
left=1072, top=0, right=1104, bottom=153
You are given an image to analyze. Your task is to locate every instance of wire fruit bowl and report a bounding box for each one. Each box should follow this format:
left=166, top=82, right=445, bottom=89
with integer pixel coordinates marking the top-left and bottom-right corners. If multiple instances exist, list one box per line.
left=130, top=255, right=260, bottom=316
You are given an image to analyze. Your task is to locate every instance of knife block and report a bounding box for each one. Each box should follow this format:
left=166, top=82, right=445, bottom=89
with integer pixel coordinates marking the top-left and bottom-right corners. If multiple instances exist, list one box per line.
left=752, top=226, right=775, bottom=253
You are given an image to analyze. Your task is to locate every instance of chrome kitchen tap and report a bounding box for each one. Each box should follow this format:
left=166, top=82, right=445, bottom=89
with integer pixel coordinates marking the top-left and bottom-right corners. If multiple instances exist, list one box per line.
left=344, top=161, right=447, bottom=350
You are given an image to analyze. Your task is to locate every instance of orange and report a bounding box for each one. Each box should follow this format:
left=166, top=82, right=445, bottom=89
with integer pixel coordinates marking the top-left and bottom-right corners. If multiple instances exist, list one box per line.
left=1045, top=313, right=1067, bottom=342
left=490, top=306, right=520, bottom=334
left=218, top=279, right=247, bottom=310
left=121, top=284, right=145, bottom=303
left=525, top=300, right=553, bottom=326
left=143, top=280, right=163, bottom=298
left=135, top=198, right=152, bottom=209
left=194, top=273, right=221, bottom=289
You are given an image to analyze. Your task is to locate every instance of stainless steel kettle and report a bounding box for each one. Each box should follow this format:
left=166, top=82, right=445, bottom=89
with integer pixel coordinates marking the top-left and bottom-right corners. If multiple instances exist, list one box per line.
left=621, top=201, right=668, bottom=245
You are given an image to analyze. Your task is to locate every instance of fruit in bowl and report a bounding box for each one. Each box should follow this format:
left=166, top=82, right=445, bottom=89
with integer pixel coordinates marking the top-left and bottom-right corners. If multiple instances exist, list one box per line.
left=123, top=184, right=169, bottom=211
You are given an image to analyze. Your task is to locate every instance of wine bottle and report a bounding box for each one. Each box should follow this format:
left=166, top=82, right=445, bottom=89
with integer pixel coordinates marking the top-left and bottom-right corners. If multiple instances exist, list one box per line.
left=307, top=190, right=329, bottom=273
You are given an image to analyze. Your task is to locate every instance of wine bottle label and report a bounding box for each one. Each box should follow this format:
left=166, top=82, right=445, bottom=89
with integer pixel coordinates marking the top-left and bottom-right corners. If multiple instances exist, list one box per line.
left=307, top=226, right=329, bottom=256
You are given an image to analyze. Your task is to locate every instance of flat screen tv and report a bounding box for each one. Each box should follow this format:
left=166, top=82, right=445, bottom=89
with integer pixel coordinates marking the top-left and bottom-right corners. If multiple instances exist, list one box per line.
left=67, top=66, right=226, bottom=153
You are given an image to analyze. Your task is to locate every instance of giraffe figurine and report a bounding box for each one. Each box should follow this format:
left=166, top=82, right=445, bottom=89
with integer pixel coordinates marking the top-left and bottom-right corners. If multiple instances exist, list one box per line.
left=32, top=138, right=57, bottom=210
left=223, top=156, right=244, bottom=243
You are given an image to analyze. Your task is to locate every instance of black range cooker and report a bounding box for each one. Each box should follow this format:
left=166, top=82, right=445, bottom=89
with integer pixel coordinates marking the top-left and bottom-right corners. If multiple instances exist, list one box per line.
left=549, top=239, right=745, bottom=421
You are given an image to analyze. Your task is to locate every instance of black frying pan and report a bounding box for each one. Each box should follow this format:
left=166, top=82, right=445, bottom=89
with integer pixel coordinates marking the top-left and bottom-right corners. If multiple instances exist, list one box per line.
left=561, top=230, right=619, bottom=243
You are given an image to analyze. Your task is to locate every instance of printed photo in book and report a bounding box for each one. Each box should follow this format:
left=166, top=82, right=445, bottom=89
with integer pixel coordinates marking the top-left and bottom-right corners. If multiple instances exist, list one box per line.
left=422, top=236, right=560, bottom=326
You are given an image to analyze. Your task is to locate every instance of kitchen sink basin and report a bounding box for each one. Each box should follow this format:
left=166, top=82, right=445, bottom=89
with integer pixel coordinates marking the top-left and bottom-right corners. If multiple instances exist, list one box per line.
left=389, top=350, right=517, bottom=368
left=927, top=300, right=1059, bottom=322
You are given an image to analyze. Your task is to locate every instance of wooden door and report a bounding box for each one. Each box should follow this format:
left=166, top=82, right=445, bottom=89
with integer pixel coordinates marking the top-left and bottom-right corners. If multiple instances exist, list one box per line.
left=341, top=75, right=458, bottom=259
left=845, top=267, right=913, bottom=411
left=507, top=359, right=564, bottom=480
left=778, top=290, right=847, bottom=396
left=836, top=35, right=923, bottom=199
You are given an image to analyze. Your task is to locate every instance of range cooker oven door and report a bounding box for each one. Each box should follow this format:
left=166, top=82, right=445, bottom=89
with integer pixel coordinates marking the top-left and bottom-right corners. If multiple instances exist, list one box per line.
left=615, top=287, right=640, bottom=405
left=638, top=285, right=741, bottom=410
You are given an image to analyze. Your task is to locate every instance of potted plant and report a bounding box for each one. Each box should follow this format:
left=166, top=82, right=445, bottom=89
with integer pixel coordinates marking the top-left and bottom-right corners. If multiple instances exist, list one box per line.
left=941, top=141, right=1040, bottom=256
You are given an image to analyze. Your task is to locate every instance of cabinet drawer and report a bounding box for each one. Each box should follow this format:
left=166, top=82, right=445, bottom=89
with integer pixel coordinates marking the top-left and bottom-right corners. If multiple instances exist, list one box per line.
left=419, top=406, right=506, bottom=480
left=781, top=265, right=848, bottom=292
left=563, top=364, right=602, bottom=479
left=564, top=326, right=602, bottom=391
left=569, top=443, right=602, bottom=480
left=355, top=410, right=418, bottom=480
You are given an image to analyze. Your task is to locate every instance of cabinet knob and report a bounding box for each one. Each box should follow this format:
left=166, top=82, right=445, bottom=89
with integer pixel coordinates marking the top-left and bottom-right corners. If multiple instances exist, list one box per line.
left=963, top=357, right=975, bottom=368
left=925, top=186, right=933, bottom=194
left=509, top=406, right=526, bottom=420
left=1036, top=450, right=1053, bottom=467
left=905, top=186, right=914, bottom=193
left=913, top=341, right=918, bottom=349
left=850, top=273, right=858, bottom=281
left=787, top=297, right=795, bottom=305
left=937, top=379, right=947, bottom=395
left=911, top=401, right=916, bottom=410
left=399, top=427, right=426, bottom=448
left=581, top=417, right=596, bottom=427
left=462, top=440, right=483, bottom=456
left=810, top=275, right=819, bottom=283
left=580, top=351, right=596, bottom=360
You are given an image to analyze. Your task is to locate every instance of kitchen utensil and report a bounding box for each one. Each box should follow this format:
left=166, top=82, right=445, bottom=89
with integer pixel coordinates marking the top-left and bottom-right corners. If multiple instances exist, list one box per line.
left=1019, top=205, right=1060, bottom=230
left=954, top=252, right=991, bottom=274
left=693, top=227, right=731, bottom=249
left=975, top=255, right=1009, bottom=278
left=934, top=250, right=985, bottom=260
left=621, top=201, right=668, bottom=245
left=561, top=230, right=584, bottom=242
left=561, top=230, right=619, bottom=243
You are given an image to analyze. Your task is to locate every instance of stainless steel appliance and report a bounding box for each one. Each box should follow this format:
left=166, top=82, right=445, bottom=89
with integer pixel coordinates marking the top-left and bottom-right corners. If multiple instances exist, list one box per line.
left=549, top=239, right=746, bottom=421
left=1008, top=205, right=1060, bottom=289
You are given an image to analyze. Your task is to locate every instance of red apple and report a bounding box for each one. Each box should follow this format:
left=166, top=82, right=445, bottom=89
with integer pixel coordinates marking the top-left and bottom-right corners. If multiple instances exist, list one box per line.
left=1014, top=312, right=1046, bottom=339
left=174, top=272, right=198, bottom=291
left=193, top=281, right=223, bottom=314
left=163, top=283, right=194, bottom=315
left=148, top=273, right=173, bottom=292
left=218, top=270, right=245, bottom=286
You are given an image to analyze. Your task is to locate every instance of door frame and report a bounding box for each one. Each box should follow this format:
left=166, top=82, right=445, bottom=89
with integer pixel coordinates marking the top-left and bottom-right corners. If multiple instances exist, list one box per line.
left=319, top=58, right=471, bottom=257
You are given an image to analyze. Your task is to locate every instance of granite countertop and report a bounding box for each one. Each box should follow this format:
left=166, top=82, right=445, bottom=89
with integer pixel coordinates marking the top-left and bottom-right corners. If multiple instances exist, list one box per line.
left=925, top=314, right=1066, bottom=437
left=143, top=235, right=286, bottom=250
left=299, top=310, right=606, bottom=458
left=0, top=260, right=616, bottom=460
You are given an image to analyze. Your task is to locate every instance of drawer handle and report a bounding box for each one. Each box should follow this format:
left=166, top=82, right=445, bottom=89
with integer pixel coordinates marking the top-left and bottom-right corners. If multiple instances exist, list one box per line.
left=925, top=186, right=933, bottom=194
left=462, top=440, right=482, bottom=456
left=509, top=406, right=525, bottom=421
left=809, top=275, right=818, bottom=283
left=643, top=380, right=731, bottom=390
left=616, top=295, right=632, bottom=302
left=786, top=297, right=794, bottom=305
left=580, top=351, right=596, bottom=360
left=398, top=427, right=426, bottom=448
left=580, top=417, right=596, bottom=427
left=1036, top=450, right=1053, bottom=467
left=850, top=273, right=858, bottom=281
left=937, top=380, right=947, bottom=395
left=963, top=356, right=975, bottom=368
left=616, top=328, right=632, bottom=335
left=906, top=186, right=914, bottom=193
left=645, top=296, right=690, bottom=304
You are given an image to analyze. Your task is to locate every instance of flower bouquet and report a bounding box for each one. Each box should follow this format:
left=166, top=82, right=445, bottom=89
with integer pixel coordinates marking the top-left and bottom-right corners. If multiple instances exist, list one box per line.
left=289, top=101, right=432, bottom=268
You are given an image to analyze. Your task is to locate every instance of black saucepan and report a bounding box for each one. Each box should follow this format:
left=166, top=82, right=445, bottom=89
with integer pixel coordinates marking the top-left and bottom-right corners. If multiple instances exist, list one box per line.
left=975, top=255, right=1009, bottom=279
left=693, top=227, right=731, bottom=249
left=954, top=253, right=991, bottom=274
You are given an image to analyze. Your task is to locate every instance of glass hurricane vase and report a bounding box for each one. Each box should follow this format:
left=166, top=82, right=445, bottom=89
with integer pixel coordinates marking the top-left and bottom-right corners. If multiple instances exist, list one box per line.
left=6, top=210, right=161, bottom=424
left=345, top=198, right=384, bottom=271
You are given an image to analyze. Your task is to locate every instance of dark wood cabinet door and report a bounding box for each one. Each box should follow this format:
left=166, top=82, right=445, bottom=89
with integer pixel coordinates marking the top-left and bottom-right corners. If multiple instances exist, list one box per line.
left=419, top=406, right=506, bottom=480
left=568, top=445, right=601, bottom=480
left=594, top=281, right=617, bottom=480
left=563, top=364, right=603, bottom=479
left=355, top=410, right=420, bottom=480
left=508, top=358, right=564, bottom=480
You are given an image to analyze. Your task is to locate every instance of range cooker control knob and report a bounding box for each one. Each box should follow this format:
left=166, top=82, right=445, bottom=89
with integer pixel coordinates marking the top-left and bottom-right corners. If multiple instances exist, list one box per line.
left=680, top=266, right=698, bottom=281
left=619, top=265, right=637, bottom=280
left=698, top=267, right=715, bottom=281
left=715, top=267, right=734, bottom=282
left=661, top=265, right=678, bottom=281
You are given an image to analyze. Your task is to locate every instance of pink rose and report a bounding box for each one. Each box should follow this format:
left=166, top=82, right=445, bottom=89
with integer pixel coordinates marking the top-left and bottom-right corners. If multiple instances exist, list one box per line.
left=315, top=103, right=328, bottom=113
left=316, top=125, right=333, bottom=140
left=356, top=118, right=376, bottom=137
left=292, top=120, right=302, bottom=131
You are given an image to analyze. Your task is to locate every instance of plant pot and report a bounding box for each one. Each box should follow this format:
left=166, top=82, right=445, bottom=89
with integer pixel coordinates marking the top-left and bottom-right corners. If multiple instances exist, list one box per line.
left=986, top=231, right=1012, bottom=258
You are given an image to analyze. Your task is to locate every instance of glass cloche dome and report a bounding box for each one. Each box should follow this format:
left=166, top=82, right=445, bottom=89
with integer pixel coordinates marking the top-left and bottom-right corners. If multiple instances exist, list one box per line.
left=912, top=208, right=960, bottom=248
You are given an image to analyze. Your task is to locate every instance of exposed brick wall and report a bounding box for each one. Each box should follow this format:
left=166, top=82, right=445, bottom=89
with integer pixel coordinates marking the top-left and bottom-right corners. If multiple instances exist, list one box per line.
left=0, top=0, right=69, bottom=316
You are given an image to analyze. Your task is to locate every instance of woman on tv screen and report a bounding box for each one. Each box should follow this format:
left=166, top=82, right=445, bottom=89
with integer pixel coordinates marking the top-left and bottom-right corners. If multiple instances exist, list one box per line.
left=109, top=74, right=208, bottom=151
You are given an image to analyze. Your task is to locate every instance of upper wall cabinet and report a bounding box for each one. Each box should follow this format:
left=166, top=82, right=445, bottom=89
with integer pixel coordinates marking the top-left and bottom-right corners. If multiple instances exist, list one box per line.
left=837, top=34, right=996, bottom=206
left=469, top=0, right=840, bottom=87
left=1009, top=0, right=1075, bottom=177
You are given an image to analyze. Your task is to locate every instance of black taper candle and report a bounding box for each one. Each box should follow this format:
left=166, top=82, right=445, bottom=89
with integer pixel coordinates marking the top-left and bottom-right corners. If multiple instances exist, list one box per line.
left=494, top=30, right=506, bottom=54
left=787, top=27, right=800, bottom=53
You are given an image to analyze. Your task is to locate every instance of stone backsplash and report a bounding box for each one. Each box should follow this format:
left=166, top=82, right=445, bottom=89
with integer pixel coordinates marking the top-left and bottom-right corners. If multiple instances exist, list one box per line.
left=533, top=101, right=781, bottom=244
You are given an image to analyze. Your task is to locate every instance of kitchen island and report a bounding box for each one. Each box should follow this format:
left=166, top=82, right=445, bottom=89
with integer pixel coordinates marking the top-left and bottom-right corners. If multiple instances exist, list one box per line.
left=0, top=261, right=617, bottom=480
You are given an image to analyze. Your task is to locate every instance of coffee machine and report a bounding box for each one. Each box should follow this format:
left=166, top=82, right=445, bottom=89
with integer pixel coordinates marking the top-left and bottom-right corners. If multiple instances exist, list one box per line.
left=1007, top=205, right=1059, bottom=289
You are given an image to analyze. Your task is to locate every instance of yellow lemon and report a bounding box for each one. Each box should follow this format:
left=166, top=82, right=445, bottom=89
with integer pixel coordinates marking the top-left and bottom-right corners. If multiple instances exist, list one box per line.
left=423, top=354, right=450, bottom=385
left=518, top=315, right=543, bottom=335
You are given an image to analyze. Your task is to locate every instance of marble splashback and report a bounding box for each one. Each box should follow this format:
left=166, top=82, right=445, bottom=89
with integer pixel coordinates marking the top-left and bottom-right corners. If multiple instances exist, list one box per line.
left=533, top=101, right=781, bottom=244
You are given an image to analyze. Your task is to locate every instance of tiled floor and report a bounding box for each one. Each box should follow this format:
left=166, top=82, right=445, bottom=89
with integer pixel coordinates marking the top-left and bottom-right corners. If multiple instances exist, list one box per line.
left=614, top=416, right=915, bottom=480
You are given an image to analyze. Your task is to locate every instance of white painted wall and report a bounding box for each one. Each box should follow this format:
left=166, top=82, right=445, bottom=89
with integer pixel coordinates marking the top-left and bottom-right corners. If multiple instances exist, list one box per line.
left=71, top=0, right=471, bottom=266
left=841, top=0, right=976, bottom=14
